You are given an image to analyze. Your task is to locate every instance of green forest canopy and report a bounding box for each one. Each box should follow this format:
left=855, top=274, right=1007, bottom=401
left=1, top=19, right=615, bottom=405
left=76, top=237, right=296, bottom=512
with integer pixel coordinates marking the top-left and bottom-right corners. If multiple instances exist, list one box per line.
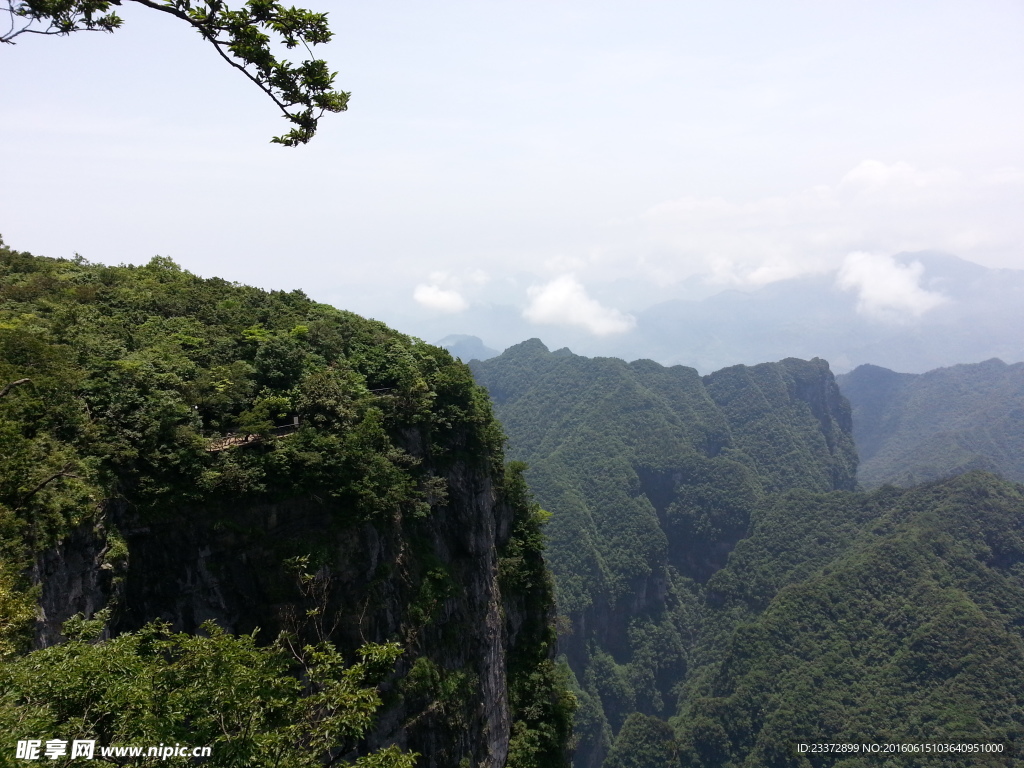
left=838, top=360, right=1024, bottom=488
left=472, top=340, right=1024, bottom=768
left=0, top=243, right=573, bottom=766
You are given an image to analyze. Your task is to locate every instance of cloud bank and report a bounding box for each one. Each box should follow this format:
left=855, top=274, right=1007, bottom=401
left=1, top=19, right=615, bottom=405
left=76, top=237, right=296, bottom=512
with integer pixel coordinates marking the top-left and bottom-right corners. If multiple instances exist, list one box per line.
left=523, top=275, right=636, bottom=335
left=836, top=251, right=947, bottom=320
left=413, top=283, right=468, bottom=313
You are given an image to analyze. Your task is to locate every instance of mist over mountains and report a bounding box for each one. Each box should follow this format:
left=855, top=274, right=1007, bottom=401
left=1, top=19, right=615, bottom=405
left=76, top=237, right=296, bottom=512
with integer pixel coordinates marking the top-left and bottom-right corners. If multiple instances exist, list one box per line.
left=433, top=251, right=1024, bottom=373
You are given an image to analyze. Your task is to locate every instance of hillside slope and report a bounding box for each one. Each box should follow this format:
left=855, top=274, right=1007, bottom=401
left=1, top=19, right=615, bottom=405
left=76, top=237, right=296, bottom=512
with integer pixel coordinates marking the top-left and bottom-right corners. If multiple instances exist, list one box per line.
left=679, top=472, right=1024, bottom=767
left=474, top=342, right=1024, bottom=768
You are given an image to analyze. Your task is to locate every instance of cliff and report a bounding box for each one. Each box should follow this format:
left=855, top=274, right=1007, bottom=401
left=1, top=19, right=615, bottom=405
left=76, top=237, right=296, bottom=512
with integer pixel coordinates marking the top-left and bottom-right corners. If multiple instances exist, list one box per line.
left=0, top=248, right=572, bottom=767
left=33, top=458, right=519, bottom=765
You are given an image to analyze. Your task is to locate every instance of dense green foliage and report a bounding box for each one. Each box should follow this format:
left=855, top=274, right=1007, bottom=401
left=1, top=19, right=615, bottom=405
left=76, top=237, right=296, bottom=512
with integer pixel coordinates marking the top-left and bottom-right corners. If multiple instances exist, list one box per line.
left=501, top=462, right=577, bottom=768
left=475, top=341, right=1024, bottom=768
left=0, top=243, right=571, bottom=766
left=603, top=713, right=678, bottom=768
left=4, top=0, right=348, bottom=145
left=1, top=618, right=415, bottom=767
left=678, top=472, right=1024, bottom=767
left=838, top=359, right=1024, bottom=488
left=472, top=341, right=857, bottom=768
left=0, top=242, right=497, bottom=605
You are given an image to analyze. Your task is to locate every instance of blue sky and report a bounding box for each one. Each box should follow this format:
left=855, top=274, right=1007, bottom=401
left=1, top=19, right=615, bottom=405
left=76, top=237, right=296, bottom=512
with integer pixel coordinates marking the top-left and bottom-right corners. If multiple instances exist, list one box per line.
left=3, top=0, right=1023, bottom=341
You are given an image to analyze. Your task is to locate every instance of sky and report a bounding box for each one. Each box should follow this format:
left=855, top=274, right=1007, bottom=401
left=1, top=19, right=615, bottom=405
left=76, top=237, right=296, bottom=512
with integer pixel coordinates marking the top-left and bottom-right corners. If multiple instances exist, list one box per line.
left=3, top=0, right=1024, bottom=347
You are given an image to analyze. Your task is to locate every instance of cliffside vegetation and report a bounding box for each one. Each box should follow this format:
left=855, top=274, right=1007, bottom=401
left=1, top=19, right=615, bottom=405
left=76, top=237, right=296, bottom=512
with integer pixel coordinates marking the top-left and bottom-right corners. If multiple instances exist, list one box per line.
left=0, top=242, right=572, bottom=767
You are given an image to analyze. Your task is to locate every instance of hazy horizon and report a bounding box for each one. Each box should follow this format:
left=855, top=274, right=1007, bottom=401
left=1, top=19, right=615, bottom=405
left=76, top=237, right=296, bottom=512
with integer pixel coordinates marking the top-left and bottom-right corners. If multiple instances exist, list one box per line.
left=4, top=1, right=1023, bottom=357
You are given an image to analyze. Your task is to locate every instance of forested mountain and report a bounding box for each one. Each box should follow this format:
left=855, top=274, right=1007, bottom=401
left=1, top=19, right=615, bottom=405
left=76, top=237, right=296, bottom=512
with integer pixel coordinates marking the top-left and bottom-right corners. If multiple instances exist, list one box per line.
left=679, top=472, right=1024, bottom=767
left=0, top=245, right=572, bottom=767
left=473, top=341, right=1024, bottom=768
left=471, top=341, right=857, bottom=767
left=6, top=241, right=1023, bottom=768
left=837, top=358, right=1024, bottom=488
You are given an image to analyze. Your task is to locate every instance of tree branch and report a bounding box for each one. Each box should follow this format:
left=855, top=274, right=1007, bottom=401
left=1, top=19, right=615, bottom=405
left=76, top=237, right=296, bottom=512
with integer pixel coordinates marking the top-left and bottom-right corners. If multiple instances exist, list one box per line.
left=3, top=0, right=346, bottom=143
left=2, top=1, right=36, bottom=43
left=2, top=0, right=122, bottom=43
left=0, top=378, right=30, bottom=399
left=122, top=0, right=345, bottom=144
left=17, top=461, right=78, bottom=509
left=124, top=0, right=295, bottom=115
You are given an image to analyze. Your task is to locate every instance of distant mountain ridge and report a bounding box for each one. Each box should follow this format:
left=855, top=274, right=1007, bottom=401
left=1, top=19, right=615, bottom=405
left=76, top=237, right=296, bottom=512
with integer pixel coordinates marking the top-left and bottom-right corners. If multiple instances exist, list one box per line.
left=435, top=333, right=498, bottom=361
left=618, top=251, right=1024, bottom=373
left=838, top=358, right=1024, bottom=488
left=415, top=251, right=1024, bottom=374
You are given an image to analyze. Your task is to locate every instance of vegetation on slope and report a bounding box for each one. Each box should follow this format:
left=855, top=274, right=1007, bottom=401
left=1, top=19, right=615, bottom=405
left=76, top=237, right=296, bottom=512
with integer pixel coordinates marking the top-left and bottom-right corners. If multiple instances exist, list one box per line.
left=471, top=340, right=857, bottom=767
left=475, top=341, right=1024, bottom=768
left=0, top=242, right=572, bottom=766
left=0, top=617, right=415, bottom=768
left=838, top=359, right=1024, bottom=488
left=679, top=472, right=1024, bottom=767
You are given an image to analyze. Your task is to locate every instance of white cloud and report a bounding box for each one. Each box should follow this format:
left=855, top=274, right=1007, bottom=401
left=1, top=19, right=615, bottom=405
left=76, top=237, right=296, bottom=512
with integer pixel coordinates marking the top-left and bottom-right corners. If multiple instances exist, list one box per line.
left=836, top=251, right=947, bottom=320
left=523, top=275, right=636, bottom=335
left=413, top=283, right=468, bottom=313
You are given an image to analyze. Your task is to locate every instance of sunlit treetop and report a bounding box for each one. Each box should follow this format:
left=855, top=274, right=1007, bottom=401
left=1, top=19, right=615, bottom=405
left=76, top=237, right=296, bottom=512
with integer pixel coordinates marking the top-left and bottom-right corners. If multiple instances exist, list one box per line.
left=2, top=0, right=349, bottom=146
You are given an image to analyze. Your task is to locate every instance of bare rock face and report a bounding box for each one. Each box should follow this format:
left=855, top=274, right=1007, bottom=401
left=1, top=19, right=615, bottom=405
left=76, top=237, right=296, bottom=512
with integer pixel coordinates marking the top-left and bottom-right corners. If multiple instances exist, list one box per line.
left=33, top=520, right=114, bottom=648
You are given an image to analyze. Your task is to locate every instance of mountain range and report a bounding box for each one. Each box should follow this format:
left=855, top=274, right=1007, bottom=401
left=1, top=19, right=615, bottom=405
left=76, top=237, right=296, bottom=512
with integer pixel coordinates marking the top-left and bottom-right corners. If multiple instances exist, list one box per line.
left=433, top=251, right=1024, bottom=374
left=5, top=242, right=1024, bottom=768
left=472, top=341, right=1024, bottom=768
left=471, top=341, right=858, bottom=767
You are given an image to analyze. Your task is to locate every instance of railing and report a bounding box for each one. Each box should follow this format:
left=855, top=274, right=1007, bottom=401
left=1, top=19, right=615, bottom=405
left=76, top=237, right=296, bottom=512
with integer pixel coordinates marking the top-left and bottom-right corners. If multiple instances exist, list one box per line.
left=205, top=417, right=300, bottom=452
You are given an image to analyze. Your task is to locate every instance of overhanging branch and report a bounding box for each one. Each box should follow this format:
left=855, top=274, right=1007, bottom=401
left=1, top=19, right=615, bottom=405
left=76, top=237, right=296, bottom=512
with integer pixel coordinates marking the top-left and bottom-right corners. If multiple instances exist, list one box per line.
left=2, top=0, right=347, bottom=143
left=0, top=378, right=31, bottom=399
left=124, top=0, right=294, bottom=117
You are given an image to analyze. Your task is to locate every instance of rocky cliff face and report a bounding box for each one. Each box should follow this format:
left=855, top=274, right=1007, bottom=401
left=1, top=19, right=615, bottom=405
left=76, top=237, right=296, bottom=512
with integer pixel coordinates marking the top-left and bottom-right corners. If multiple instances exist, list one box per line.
left=32, top=431, right=539, bottom=767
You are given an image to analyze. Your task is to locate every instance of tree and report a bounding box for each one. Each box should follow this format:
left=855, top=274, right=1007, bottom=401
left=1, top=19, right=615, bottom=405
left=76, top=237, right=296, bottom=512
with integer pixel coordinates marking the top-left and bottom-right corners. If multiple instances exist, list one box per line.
left=0, top=616, right=419, bottom=768
left=1, top=0, right=348, bottom=145
left=604, top=713, right=680, bottom=768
